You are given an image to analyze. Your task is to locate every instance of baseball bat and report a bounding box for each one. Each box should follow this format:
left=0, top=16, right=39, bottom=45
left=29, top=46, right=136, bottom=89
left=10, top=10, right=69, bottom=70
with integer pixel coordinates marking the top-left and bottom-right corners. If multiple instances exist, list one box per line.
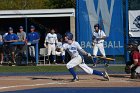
left=91, top=55, right=115, bottom=61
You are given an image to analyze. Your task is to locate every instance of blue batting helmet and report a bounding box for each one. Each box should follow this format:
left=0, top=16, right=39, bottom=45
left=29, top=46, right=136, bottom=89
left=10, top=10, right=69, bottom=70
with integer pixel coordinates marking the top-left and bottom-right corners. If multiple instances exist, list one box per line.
left=65, top=32, right=73, bottom=40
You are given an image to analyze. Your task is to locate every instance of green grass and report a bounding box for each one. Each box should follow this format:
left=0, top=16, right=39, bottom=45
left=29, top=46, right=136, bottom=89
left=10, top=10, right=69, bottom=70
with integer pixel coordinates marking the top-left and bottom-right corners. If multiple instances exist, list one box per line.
left=0, top=66, right=68, bottom=73
left=107, top=66, right=125, bottom=72
left=0, top=65, right=125, bottom=73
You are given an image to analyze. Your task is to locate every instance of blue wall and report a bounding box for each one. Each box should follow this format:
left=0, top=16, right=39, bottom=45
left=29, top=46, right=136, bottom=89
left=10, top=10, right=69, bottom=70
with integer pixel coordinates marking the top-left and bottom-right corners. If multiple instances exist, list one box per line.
left=76, top=0, right=124, bottom=55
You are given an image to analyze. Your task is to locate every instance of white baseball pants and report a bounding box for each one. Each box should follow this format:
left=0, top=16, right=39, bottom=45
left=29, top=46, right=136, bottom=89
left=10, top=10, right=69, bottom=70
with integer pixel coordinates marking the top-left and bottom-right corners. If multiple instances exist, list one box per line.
left=93, top=43, right=106, bottom=57
left=47, top=44, right=56, bottom=55
left=66, top=55, right=93, bottom=74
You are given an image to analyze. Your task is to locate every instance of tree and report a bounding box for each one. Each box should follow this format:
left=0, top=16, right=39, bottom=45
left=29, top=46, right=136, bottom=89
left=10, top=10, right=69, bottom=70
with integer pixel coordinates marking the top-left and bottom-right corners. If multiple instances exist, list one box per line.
left=43, top=0, right=76, bottom=9
left=0, top=0, right=75, bottom=10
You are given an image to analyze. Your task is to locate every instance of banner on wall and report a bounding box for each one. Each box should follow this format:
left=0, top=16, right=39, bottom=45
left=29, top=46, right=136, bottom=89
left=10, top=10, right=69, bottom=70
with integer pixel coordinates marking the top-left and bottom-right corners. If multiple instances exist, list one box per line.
left=129, top=10, right=140, bottom=37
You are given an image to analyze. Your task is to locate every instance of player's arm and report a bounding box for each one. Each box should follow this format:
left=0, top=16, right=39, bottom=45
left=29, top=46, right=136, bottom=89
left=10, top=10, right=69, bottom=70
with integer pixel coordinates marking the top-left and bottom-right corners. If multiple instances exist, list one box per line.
left=44, top=34, right=48, bottom=48
left=55, top=34, right=58, bottom=45
left=10, top=34, right=19, bottom=42
left=76, top=42, right=91, bottom=56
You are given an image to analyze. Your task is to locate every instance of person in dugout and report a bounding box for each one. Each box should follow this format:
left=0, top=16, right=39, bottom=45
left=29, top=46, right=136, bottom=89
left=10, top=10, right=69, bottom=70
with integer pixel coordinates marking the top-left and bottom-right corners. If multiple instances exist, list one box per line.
left=26, top=25, right=40, bottom=64
left=125, top=41, right=140, bottom=79
left=4, top=27, right=19, bottom=65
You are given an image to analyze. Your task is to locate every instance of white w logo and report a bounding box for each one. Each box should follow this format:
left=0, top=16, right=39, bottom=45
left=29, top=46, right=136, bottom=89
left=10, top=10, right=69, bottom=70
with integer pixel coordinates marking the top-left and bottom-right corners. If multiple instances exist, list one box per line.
left=85, top=0, right=115, bottom=36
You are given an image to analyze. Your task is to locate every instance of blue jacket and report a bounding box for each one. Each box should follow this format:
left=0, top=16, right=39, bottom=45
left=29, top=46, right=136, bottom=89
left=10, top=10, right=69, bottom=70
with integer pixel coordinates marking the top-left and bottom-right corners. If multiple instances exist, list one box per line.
left=5, top=33, right=19, bottom=41
left=27, top=32, right=39, bottom=42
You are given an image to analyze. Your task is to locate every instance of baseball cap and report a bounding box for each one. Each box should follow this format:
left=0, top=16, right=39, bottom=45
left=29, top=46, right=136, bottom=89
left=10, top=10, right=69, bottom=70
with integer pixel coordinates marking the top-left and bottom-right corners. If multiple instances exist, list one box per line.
left=19, top=26, right=23, bottom=29
left=8, top=27, right=13, bottom=31
left=30, top=25, right=35, bottom=29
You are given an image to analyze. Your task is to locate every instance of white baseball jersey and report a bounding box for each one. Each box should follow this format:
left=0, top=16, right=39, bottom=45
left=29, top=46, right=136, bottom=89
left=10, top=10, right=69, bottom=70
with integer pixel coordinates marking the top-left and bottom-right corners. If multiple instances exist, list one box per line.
left=63, top=41, right=94, bottom=75
left=93, top=30, right=106, bottom=57
left=63, top=41, right=82, bottom=58
left=56, top=42, right=63, bottom=48
left=45, top=33, right=58, bottom=44
left=56, top=42, right=65, bottom=56
left=93, top=30, right=106, bottom=43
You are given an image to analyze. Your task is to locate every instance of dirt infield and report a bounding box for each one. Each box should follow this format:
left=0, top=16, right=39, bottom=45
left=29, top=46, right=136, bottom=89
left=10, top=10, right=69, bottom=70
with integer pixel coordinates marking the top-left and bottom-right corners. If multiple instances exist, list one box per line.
left=0, top=74, right=140, bottom=92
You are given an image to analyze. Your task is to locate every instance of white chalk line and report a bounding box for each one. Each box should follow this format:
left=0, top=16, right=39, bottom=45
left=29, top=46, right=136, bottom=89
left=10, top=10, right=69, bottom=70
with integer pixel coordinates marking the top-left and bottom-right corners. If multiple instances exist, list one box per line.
left=0, top=82, right=67, bottom=90
left=0, top=79, right=30, bottom=81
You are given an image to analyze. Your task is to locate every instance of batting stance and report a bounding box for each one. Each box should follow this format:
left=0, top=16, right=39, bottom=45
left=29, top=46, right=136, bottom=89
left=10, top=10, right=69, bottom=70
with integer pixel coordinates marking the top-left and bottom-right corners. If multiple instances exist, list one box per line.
left=92, top=24, right=106, bottom=66
left=44, top=29, right=58, bottom=64
left=125, top=41, right=140, bottom=79
left=58, top=32, right=109, bottom=82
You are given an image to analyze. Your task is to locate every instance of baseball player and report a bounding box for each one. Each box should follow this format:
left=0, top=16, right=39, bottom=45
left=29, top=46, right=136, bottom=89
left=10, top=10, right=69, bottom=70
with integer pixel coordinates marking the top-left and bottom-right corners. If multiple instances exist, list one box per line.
left=44, top=28, right=58, bottom=64
left=55, top=34, right=65, bottom=64
left=4, top=27, right=19, bottom=65
left=58, top=32, right=109, bottom=82
left=92, top=24, right=107, bottom=66
left=26, top=25, right=40, bottom=64
left=17, top=26, right=26, bottom=54
left=125, top=41, right=140, bottom=79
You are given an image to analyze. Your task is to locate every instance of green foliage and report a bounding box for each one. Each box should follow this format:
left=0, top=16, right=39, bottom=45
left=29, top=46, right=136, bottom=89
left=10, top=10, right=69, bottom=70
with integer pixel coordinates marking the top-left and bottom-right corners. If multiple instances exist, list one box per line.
left=0, top=0, right=75, bottom=10
left=43, top=0, right=76, bottom=9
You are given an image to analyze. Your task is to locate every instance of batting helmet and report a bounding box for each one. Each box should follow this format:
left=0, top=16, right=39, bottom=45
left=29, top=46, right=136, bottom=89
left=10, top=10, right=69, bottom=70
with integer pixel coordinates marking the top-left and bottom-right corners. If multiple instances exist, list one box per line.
left=65, top=32, right=73, bottom=40
left=94, top=24, right=100, bottom=28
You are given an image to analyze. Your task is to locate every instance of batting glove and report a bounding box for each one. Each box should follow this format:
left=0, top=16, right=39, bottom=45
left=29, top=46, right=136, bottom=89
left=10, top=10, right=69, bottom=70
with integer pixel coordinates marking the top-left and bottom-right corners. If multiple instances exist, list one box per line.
left=87, top=53, right=91, bottom=57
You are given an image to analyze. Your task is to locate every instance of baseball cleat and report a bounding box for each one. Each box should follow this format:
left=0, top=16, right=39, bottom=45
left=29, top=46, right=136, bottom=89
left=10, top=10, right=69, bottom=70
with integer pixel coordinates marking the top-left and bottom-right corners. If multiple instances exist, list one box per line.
left=93, top=63, right=96, bottom=67
left=103, top=71, right=110, bottom=81
left=71, top=76, right=79, bottom=82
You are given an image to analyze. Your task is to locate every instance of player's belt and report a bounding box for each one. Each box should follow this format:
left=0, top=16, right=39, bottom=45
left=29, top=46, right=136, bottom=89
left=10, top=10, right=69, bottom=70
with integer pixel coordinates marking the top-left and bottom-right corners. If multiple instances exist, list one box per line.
left=48, top=43, right=55, bottom=45
left=95, top=42, right=103, bottom=44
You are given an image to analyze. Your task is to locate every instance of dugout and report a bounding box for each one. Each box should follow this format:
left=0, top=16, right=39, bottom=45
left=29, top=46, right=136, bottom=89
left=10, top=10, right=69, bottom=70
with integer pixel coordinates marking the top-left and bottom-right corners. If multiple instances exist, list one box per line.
left=0, top=9, right=75, bottom=64
left=0, top=8, right=75, bottom=47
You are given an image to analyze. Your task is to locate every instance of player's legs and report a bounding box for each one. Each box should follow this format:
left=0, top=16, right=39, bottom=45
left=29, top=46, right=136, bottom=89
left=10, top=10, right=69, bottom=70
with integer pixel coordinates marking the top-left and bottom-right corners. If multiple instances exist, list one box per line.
left=93, top=44, right=98, bottom=56
left=79, top=62, right=103, bottom=75
left=66, top=55, right=82, bottom=81
left=55, top=51, right=65, bottom=64
left=61, top=51, right=65, bottom=63
left=98, top=43, right=107, bottom=64
left=47, top=44, right=51, bottom=63
left=98, top=43, right=106, bottom=57
left=79, top=62, right=110, bottom=80
left=51, top=44, right=56, bottom=63
left=29, top=46, right=35, bottom=57
left=93, top=44, right=98, bottom=65
left=29, top=46, right=35, bottom=64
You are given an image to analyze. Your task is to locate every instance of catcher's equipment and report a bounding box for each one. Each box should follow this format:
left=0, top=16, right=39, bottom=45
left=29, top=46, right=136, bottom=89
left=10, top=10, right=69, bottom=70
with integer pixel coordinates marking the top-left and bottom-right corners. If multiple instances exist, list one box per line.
left=65, top=32, right=73, bottom=40
left=125, top=65, right=131, bottom=74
